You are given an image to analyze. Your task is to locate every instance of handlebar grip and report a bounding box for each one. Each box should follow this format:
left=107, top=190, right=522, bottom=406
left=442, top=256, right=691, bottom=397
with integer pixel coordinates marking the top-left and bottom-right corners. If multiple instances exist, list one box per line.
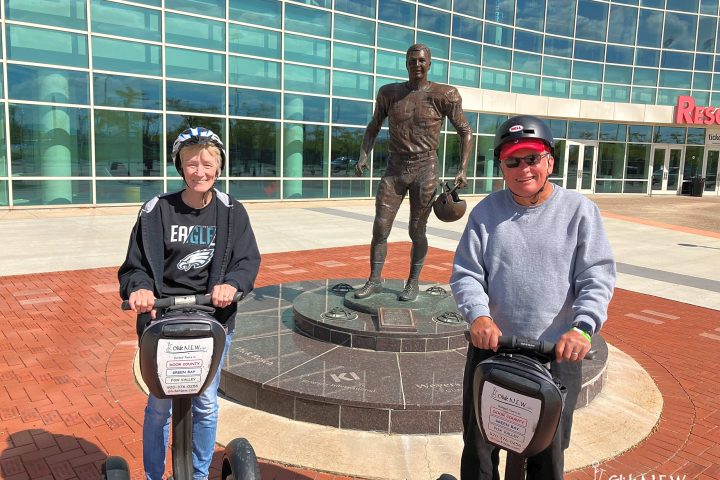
left=121, top=291, right=245, bottom=310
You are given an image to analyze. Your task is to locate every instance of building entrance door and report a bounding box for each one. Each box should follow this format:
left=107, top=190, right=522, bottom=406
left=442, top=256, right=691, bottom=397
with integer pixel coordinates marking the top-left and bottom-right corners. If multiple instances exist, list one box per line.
left=566, top=141, right=597, bottom=193
left=651, top=146, right=683, bottom=194
left=703, top=149, right=720, bottom=195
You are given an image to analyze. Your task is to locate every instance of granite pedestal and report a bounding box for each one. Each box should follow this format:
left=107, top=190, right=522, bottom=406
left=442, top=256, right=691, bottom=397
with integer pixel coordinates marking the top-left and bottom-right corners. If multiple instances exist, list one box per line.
left=219, top=279, right=608, bottom=434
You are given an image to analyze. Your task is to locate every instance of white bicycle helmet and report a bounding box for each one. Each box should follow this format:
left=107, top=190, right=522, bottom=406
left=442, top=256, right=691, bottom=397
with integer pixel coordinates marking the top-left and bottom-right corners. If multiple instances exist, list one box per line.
left=171, top=127, right=226, bottom=174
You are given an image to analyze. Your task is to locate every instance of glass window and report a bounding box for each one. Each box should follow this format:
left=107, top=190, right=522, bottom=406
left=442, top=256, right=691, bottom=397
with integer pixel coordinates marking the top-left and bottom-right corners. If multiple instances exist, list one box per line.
left=229, top=180, right=280, bottom=200
left=166, top=0, right=224, bottom=18
left=96, top=180, right=163, bottom=204
left=95, top=111, right=162, bottom=178
left=606, top=45, right=634, bottom=65
left=450, top=63, right=480, bottom=87
left=475, top=136, right=501, bottom=177
left=333, top=71, right=374, bottom=99
left=284, top=94, right=329, bottom=123
left=512, top=73, right=540, bottom=95
left=454, top=0, right=483, bottom=17
left=604, top=65, right=632, bottom=84
left=166, top=47, right=225, bottom=83
left=376, top=51, right=406, bottom=77
left=428, top=59, right=449, bottom=82
left=635, top=48, right=659, bottom=67
left=628, top=125, right=652, bottom=142
left=10, top=104, right=90, bottom=178
left=229, top=0, right=281, bottom=28
left=126, top=0, right=161, bottom=5
left=663, top=13, right=696, bottom=51
left=91, top=0, right=160, bottom=41
left=482, top=68, right=510, bottom=91
left=8, top=65, right=88, bottom=105
left=661, top=51, right=693, bottom=70
left=544, top=36, right=572, bottom=57
left=693, top=72, right=712, bottom=90
left=452, top=40, right=481, bottom=64
left=597, top=143, right=626, bottom=183
left=626, top=143, right=650, bottom=181
left=330, top=180, right=370, bottom=198
left=286, top=4, right=330, bottom=37
left=452, top=16, right=482, bottom=42
left=166, top=114, right=224, bottom=176
left=607, top=5, right=637, bottom=45
left=600, top=124, right=627, bottom=142
left=330, top=127, right=364, bottom=177
left=571, top=81, right=601, bottom=100
left=283, top=179, right=327, bottom=199
left=575, top=41, right=605, bottom=62
left=377, top=24, right=414, bottom=51
left=640, top=0, right=662, bottom=6
left=417, top=32, right=449, bottom=59
left=575, top=0, right=608, bottom=42
left=93, top=37, right=161, bottom=76
left=631, top=87, right=656, bottom=104
left=284, top=34, right=330, bottom=66
left=335, top=0, right=375, bottom=17
left=637, top=10, right=663, bottom=48
left=421, top=0, right=451, bottom=8
left=284, top=64, right=330, bottom=95
left=166, top=81, right=224, bottom=114
left=7, top=25, right=87, bottom=68
left=94, top=74, right=161, bottom=110
left=229, top=25, right=280, bottom=59
left=516, top=0, right=545, bottom=31
left=543, top=57, right=571, bottom=77
left=378, top=0, right=416, bottom=27
left=229, top=119, right=280, bottom=177
left=515, top=31, right=542, bottom=53
left=666, top=0, right=699, bottom=12
left=12, top=180, right=91, bottom=206
left=334, top=15, right=375, bottom=45
left=166, top=13, right=224, bottom=51
left=334, top=44, right=374, bottom=73
left=478, top=114, right=507, bottom=135
left=686, top=128, right=705, bottom=145
left=483, top=47, right=511, bottom=70
left=485, top=0, right=514, bottom=25
left=228, top=57, right=280, bottom=89
left=695, top=54, right=712, bottom=71
left=6, top=0, right=86, bottom=29
left=657, top=89, right=689, bottom=106
left=418, top=6, right=450, bottom=34
left=283, top=124, right=327, bottom=178
left=572, top=61, right=603, bottom=82
left=542, top=78, right=570, bottom=97
left=546, top=0, right=576, bottom=36
left=484, top=25, right=513, bottom=48
left=603, top=85, right=630, bottom=103
left=653, top=126, right=686, bottom=144
left=514, top=52, right=541, bottom=74
left=701, top=0, right=718, bottom=13
left=229, top=88, right=280, bottom=118
left=568, top=121, right=599, bottom=140
left=697, top=17, right=716, bottom=53
left=0, top=111, right=7, bottom=178
left=692, top=91, right=710, bottom=105
left=659, top=70, right=692, bottom=88
left=332, top=99, right=372, bottom=126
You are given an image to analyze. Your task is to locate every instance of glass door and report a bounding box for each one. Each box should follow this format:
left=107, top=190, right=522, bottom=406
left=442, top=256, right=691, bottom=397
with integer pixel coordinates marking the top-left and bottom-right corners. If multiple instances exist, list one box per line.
left=703, top=149, right=719, bottom=194
left=651, top=146, right=684, bottom=194
left=565, top=141, right=597, bottom=193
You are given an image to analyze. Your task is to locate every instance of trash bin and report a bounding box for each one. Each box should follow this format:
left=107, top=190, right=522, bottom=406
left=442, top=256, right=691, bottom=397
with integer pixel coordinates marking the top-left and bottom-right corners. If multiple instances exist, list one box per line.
left=691, top=177, right=705, bottom=197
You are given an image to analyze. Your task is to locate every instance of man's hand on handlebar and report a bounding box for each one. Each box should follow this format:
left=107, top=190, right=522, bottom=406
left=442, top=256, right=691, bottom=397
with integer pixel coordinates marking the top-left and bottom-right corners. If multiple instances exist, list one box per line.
left=211, top=283, right=238, bottom=309
left=128, top=289, right=157, bottom=319
left=469, top=316, right=502, bottom=351
left=555, top=329, right=591, bottom=362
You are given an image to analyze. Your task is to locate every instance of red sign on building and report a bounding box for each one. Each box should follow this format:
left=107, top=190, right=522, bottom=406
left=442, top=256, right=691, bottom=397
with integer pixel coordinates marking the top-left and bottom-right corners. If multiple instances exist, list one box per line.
left=675, top=96, right=720, bottom=125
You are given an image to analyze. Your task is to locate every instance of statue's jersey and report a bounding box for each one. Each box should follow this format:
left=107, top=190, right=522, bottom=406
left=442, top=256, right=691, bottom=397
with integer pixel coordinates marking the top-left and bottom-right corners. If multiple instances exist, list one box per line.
left=369, top=81, right=472, bottom=155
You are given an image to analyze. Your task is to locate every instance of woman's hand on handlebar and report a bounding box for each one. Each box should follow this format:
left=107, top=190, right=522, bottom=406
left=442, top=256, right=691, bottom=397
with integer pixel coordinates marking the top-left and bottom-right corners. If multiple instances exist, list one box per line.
left=211, top=283, right=238, bottom=309
left=128, top=289, right=157, bottom=319
left=555, top=329, right=591, bottom=362
left=469, top=316, right=502, bottom=351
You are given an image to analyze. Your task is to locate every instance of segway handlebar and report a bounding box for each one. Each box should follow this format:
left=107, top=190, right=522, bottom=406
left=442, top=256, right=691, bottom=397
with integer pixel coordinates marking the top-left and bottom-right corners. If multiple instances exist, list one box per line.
left=121, top=292, right=245, bottom=311
left=463, top=332, right=594, bottom=360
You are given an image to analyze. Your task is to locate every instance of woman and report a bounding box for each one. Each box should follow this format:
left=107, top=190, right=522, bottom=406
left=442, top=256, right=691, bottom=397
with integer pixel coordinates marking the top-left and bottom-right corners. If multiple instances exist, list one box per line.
left=118, top=127, right=261, bottom=480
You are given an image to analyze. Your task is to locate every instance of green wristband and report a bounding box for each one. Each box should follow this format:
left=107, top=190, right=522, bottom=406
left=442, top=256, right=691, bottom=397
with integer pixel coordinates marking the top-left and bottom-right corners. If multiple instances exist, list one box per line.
left=571, top=327, right=592, bottom=343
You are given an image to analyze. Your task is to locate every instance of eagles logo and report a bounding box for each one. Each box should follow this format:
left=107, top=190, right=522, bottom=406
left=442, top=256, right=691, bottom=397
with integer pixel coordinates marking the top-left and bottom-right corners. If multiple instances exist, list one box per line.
left=177, top=248, right=214, bottom=271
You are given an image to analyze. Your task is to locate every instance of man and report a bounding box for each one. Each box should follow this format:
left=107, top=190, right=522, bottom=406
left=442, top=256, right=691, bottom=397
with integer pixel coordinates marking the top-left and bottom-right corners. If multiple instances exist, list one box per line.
left=354, top=44, right=473, bottom=301
left=450, top=115, right=616, bottom=479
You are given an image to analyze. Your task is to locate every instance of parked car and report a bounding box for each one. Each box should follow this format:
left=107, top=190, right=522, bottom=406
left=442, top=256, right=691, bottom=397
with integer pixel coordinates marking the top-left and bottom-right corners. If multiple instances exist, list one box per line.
left=331, top=156, right=358, bottom=172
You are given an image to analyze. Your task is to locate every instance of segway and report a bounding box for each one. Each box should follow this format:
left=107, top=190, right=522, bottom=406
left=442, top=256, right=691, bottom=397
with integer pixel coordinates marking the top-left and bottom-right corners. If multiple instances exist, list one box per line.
left=103, top=293, right=260, bottom=480
left=467, top=334, right=593, bottom=479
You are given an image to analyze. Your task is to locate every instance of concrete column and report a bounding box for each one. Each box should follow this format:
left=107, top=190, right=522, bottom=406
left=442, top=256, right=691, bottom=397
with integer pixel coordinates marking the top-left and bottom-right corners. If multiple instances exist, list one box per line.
left=283, top=96, right=304, bottom=198
left=484, top=157, right=495, bottom=192
left=40, top=73, right=72, bottom=204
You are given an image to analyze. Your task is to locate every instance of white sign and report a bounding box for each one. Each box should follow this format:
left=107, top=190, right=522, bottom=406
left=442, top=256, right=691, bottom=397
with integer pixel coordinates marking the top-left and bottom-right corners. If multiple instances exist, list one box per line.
left=157, top=337, right=214, bottom=395
left=479, top=382, right=542, bottom=454
left=706, top=128, right=720, bottom=145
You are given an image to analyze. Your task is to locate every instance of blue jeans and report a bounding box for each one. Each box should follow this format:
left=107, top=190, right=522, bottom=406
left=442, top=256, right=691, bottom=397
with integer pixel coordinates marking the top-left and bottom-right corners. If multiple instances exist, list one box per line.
left=143, top=332, right=232, bottom=480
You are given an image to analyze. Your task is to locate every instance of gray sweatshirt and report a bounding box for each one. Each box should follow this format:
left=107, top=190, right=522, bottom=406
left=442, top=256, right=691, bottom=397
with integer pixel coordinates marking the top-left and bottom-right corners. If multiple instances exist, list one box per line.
left=450, top=186, right=616, bottom=342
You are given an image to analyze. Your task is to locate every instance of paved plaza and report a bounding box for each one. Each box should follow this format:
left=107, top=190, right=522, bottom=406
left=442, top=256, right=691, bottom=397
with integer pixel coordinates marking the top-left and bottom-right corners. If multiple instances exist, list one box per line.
left=0, top=194, right=719, bottom=479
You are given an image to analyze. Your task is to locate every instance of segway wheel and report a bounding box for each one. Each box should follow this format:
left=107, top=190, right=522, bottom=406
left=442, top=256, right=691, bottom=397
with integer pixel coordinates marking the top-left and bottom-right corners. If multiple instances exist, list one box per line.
left=222, top=438, right=261, bottom=480
left=102, top=456, right=130, bottom=480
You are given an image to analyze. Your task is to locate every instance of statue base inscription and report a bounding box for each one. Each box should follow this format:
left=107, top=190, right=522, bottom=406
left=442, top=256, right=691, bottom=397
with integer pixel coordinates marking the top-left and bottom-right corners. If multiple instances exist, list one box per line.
left=378, top=308, right=416, bottom=332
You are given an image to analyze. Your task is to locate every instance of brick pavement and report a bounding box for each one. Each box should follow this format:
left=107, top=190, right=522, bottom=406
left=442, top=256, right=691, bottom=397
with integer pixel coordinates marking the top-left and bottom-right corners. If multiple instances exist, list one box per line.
left=1, top=242, right=719, bottom=479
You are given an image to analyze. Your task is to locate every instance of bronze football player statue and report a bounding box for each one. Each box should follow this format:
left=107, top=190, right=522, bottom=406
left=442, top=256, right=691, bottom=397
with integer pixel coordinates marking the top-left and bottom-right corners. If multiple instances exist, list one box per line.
left=354, top=44, right=473, bottom=301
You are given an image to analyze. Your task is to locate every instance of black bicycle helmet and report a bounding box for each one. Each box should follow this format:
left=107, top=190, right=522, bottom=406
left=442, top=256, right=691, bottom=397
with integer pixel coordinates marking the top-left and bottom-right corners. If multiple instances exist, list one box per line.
left=171, top=127, right=226, bottom=174
left=494, top=115, right=554, bottom=158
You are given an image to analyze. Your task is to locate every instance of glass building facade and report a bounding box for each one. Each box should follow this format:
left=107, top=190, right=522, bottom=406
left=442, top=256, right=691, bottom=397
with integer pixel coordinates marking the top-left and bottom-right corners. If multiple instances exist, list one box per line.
left=1, top=0, right=719, bottom=208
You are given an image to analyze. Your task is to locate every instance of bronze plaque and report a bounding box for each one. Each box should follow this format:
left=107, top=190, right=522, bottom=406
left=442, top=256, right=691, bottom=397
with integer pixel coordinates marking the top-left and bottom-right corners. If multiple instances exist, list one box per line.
left=378, top=308, right=416, bottom=332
